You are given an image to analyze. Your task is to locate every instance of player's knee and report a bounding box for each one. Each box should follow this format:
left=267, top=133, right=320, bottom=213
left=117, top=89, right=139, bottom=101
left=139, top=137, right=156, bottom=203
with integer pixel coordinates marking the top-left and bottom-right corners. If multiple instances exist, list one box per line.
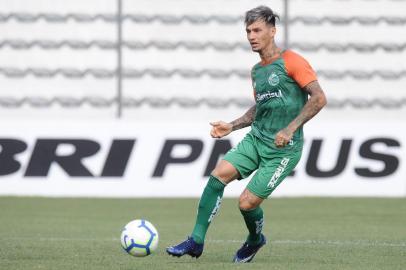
left=211, top=167, right=223, bottom=179
left=211, top=161, right=239, bottom=183
left=238, top=197, right=257, bottom=211
left=238, top=189, right=263, bottom=210
left=211, top=169, right=227, bottom=183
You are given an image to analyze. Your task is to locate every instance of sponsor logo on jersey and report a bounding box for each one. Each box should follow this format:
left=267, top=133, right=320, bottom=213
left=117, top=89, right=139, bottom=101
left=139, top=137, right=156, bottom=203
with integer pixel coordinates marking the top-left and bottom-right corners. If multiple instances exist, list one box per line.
left=268, top=72, right=280, bottom=86
left=256, top=89, right=282, bottom=101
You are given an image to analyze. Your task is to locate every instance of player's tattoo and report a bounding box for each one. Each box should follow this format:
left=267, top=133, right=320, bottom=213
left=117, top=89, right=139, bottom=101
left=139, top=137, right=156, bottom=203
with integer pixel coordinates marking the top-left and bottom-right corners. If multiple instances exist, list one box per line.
left=230, top=105, right=256, bottom=131
left=288, top=81, right=327, bottom=132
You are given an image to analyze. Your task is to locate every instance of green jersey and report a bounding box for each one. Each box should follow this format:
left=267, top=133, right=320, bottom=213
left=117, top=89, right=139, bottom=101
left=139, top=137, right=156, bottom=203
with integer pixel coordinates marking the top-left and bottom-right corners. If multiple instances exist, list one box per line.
left=250, top=50, right=317, bottom=150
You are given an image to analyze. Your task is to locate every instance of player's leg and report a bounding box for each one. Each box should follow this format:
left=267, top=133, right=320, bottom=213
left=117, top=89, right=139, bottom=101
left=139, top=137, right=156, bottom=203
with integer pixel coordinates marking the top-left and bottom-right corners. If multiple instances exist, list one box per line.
left=233, top=149, right=302, bottom=263
left=167, top=133, right=259, bottom=258
left=239, top=188, right=265, bottom=245
left=166, top=160, right=239, bottom=258
left=233, top=189, right=266, bottom=263
left=193, top=133, right=260, bottom=245
left=190, top=160, right=239, bottom=244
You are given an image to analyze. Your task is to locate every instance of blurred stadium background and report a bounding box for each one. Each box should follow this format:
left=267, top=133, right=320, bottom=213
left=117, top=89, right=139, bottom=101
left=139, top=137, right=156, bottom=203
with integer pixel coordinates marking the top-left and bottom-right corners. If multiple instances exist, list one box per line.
left=0, top=1, right=405, bottom=269
left=0, top=0, right=404, bottom=197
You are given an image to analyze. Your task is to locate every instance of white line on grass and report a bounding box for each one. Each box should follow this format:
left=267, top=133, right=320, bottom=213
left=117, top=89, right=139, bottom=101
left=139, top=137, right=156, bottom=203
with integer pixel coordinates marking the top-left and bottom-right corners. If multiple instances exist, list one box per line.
left=1, top=237, right=405, bottom=247
left=206, top=239, right=406, bottom=247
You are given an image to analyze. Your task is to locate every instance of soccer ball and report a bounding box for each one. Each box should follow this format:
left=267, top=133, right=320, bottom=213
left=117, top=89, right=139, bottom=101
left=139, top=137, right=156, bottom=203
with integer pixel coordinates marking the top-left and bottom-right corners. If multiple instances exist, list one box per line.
left=120, top=219, right=159, bottom=257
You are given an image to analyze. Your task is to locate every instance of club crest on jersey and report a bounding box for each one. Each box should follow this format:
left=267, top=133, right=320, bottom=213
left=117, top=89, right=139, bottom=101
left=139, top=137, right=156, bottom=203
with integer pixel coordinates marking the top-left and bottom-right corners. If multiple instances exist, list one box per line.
left=268, top=72, right=280, bottom=86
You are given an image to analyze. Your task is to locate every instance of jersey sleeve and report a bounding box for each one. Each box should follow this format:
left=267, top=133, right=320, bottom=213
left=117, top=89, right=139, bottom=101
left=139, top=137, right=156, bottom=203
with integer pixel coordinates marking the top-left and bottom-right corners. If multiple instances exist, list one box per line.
left=282, top=50, right=317, bottom=88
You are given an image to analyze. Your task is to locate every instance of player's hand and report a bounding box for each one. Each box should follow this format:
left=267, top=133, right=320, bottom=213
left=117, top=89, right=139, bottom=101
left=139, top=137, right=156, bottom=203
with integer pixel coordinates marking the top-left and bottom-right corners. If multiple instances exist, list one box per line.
left=210, top=121, right=233, bottom=138
left=274, top=128, right=294, bottom=148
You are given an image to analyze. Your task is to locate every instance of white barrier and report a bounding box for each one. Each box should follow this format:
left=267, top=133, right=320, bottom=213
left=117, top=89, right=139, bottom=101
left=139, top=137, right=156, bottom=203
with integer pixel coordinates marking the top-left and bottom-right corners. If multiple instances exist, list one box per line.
left=0, top=120, right=404, bottom=197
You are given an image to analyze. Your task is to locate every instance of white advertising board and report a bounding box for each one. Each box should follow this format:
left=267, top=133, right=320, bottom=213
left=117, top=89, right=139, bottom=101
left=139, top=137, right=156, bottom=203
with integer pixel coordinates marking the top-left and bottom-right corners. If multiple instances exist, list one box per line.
left=0, top=120, right=404, bottom=197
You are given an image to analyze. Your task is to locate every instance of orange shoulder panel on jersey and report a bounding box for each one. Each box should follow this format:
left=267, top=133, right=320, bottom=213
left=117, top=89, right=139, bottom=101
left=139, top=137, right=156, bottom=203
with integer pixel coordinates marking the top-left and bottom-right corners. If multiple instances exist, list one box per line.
left=282, top=50, right=317, bottom=88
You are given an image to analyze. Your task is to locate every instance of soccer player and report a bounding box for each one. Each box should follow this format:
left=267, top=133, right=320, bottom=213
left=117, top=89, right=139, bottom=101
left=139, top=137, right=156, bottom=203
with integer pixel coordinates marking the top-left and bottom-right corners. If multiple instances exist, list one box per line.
left=166, top=5, right=327, bottom=263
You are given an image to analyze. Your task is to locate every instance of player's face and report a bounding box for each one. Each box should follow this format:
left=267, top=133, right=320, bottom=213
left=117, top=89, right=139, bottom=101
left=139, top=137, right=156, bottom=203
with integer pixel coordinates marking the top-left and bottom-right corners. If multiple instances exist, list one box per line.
left=246, top=20, right=276, bottom=53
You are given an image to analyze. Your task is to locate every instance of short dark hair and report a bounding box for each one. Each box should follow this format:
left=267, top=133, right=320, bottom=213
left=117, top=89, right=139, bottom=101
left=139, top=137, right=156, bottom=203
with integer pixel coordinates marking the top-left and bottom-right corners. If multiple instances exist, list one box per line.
left=244, top=5, right=280, bottom=26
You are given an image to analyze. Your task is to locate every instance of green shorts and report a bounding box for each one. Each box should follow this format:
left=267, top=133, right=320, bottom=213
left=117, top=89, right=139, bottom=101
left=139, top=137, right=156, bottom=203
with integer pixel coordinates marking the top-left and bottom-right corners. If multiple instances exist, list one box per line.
left=223, top=132, right=302, bottom=199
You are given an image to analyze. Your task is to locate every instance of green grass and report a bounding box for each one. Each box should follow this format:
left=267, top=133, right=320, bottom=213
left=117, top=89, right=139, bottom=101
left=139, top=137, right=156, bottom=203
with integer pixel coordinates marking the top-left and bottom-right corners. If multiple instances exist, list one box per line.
left=0, top=197, right=405, bottom=270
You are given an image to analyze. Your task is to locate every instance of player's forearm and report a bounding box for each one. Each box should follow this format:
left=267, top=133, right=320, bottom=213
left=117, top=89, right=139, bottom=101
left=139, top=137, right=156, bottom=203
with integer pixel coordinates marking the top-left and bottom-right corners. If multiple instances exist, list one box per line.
left=230, top=105, right=256, bottom=131
left=287, top=92, right=327, bottom=133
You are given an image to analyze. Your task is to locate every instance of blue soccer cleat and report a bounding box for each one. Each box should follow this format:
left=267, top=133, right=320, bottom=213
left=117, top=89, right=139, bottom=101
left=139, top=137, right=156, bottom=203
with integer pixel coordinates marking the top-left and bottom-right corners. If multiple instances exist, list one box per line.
left=232, top=234, right=267, bottom=263
left=166, top=236, right=204, bottom=258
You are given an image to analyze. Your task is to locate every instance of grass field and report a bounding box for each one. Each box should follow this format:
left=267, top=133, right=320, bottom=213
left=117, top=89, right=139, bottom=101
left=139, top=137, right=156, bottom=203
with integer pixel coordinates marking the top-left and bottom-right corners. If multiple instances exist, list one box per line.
left=0, top=197, right=405, bottom=270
